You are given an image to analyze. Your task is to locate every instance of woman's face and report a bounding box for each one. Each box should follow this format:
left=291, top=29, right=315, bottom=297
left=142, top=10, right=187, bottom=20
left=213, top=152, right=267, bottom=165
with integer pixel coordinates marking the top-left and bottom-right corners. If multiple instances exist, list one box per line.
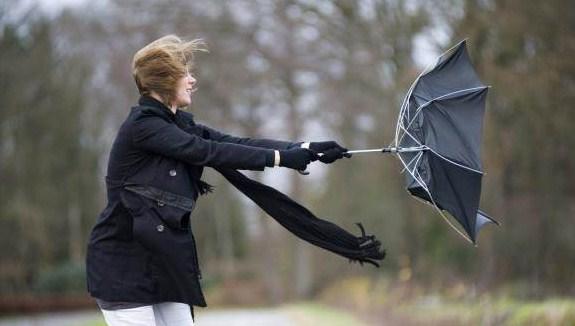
left=173, top=73, right=197, bottom=108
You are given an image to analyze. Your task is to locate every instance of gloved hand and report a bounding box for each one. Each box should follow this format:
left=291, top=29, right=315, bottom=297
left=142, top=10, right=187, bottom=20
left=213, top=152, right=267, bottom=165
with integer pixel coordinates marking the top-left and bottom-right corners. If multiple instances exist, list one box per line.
left=309, top=141, right=344, bottom=152
left=279, top=148, right=319, bottom=170
left=309, top=141, right=352, bottom=163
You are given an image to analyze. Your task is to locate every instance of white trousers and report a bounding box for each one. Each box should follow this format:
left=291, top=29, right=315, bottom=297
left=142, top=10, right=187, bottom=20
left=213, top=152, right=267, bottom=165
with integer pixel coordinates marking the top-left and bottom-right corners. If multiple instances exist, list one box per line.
left=100, top=302, right=194, bottom=326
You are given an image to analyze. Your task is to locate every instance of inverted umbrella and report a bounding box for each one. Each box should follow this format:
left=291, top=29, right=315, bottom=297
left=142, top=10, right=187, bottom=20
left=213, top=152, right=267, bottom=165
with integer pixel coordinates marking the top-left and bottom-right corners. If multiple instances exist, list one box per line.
left=348, top=40, right=498, bottom=244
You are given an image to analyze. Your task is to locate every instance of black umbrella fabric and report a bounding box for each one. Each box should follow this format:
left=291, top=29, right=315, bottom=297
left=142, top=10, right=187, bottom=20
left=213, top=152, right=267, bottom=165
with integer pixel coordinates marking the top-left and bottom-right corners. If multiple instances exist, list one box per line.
left=396, top=40, right=498, bottom=243
left=349, top=40, right=498, bottom=244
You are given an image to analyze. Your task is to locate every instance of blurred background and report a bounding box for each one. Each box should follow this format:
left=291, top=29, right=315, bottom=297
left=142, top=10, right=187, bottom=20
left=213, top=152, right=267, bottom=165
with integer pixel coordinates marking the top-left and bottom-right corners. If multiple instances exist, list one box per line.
left=1, top=0, right=574, bottom=325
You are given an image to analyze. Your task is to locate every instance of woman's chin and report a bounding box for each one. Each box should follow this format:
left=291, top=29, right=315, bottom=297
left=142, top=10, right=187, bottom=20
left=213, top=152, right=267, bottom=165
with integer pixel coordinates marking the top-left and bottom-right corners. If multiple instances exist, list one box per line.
left=177, top=99, right=192, bottom=108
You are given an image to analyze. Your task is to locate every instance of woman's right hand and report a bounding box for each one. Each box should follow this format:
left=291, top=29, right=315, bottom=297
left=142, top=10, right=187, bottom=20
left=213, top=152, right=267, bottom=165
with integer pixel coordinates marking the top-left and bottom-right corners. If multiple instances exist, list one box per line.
left=309, top=141, right=351, bottom=164
left=279, top=148, right=319, bottom=170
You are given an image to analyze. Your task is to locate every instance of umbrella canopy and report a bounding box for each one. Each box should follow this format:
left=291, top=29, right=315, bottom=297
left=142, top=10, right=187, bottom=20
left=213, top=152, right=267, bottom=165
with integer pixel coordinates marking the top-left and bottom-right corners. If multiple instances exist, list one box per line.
left=394, top=40, right=498, bottom=243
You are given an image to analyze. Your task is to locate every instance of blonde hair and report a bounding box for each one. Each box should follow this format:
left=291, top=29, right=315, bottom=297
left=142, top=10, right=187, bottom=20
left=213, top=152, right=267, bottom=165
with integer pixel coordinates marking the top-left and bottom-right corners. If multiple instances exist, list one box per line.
left=132, top=35, right=207, bottom=105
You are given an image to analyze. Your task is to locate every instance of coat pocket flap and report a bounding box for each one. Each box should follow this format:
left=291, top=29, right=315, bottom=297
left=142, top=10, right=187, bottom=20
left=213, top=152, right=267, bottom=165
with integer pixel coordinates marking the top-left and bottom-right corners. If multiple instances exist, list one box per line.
left=124, top=185, right=196, bottom=211
left=121, top=186, right=193, bottom=230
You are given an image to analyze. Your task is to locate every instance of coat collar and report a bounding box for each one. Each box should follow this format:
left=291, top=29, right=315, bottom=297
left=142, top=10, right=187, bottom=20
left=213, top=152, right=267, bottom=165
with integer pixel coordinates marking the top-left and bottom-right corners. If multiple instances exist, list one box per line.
left=138, top=96, right=176, bottom=119
left=137, top=96, right=195, bottom=123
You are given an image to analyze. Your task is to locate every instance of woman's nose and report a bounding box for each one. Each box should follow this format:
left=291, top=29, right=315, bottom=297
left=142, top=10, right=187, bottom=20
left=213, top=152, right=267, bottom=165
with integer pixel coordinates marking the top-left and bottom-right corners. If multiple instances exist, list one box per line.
left=189, top=75, right=197, bottom=87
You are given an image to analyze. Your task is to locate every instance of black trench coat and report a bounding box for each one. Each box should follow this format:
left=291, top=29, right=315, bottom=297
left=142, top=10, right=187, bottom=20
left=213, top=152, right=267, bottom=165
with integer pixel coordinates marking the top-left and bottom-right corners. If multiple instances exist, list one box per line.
left=86, top=96, right=299, bottom=311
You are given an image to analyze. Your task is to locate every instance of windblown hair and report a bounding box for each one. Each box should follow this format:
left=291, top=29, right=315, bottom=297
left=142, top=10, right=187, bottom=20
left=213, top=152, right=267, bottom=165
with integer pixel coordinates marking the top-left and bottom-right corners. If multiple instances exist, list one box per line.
left=132, top=35, right=207, bottom=105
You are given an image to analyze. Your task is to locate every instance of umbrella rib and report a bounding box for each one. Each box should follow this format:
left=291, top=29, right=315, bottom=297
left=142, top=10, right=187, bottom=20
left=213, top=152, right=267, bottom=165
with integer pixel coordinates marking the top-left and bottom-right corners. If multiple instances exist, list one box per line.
left=391, top=39, right=479, bottom=245
left=395, top=87, right=416, bottom=147
left=402, top=156, right=418, bottom=175
left=394, top=39, right=467, bottom=147
left=409, top=86, right=488, bottom=126
left=395, top=63, right=430, bottom=146
left=398, top=124, right=425, bottom=148
left=411, top=161, right=474, bottom=244
left=431, top=197, right=474, bottom=244
left=426, top=148, right=484, bottom=175
left=413, top=165, right=430, bottom=194
left=413, top=151, right=425, bottom=173
left=400, top=150, right=424, bottom=174
left=429, top=39, right=468, bottom=70
left=396, top=152, right=430, bottom=194
left=395, top=150, right=474, bottom=244
left=398, top=86, right=488, bottom=146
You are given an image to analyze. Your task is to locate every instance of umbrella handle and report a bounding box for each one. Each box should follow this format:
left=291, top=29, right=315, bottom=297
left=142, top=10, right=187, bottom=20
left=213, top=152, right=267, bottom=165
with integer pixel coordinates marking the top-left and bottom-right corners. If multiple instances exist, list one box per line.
left=297, top=147, right=426, bottom=175
left=297, top=149, right=381, bottom=174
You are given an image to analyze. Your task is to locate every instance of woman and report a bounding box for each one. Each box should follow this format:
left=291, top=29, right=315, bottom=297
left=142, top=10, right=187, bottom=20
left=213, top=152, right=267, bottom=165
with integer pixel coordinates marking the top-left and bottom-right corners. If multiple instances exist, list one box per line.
left=85, top=35, right=349, bottom=326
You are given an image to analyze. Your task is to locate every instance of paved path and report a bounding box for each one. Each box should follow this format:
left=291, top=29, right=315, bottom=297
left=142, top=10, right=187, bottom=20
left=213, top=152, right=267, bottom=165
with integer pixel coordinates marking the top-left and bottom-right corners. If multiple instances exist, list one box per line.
left=0, top=307, right=297, bottom=326
left=195, top=307, right=294, bottom=326
left=0, top=310, right=102, bottom=326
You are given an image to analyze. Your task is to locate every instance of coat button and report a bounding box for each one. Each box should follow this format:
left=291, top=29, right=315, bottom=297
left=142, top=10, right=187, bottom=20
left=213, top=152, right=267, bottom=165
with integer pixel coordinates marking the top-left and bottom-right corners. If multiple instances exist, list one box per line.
left=169, top=169, right=177, bottom=177
left=157, top=200, right=165, bottom=207
left=156, top=224, right=164, bottom=232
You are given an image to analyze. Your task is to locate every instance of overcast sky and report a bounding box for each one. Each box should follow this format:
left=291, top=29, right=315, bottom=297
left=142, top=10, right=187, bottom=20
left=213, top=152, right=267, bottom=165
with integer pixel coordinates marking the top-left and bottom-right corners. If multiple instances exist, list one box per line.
left=21, top=0, right=445, bottom=67
left=34, top=0, right=88, bottom=13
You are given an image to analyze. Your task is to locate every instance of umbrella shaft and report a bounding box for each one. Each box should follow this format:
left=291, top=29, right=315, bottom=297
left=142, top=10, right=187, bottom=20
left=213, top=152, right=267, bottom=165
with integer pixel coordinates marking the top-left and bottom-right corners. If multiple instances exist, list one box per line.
left=347, top=146, right=426, bottom=154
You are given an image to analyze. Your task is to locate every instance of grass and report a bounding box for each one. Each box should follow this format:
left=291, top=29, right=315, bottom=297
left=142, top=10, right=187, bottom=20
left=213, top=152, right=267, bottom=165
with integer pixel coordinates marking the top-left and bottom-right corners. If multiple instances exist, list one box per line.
left=84, top=320, right=106, bottom=326
left=389, top=297, right=575, bottom=325
left=317, top=276, right=575, bottom=325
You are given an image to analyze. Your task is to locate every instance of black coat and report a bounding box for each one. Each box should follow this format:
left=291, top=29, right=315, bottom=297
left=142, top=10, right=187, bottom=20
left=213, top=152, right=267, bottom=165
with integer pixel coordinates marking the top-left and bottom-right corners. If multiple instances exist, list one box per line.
left=86, top=96, right=298, bottom=309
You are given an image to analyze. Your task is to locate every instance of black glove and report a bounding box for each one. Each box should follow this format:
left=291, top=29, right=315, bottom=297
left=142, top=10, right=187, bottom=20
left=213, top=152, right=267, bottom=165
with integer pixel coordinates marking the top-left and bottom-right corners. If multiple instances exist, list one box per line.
left=279, top=148, right=318, bottom=170
left=309, top=141, right=352, bottom=163
left=317, top=148, right=345, bottom=163
left=309, top=141, right=344, bottom=152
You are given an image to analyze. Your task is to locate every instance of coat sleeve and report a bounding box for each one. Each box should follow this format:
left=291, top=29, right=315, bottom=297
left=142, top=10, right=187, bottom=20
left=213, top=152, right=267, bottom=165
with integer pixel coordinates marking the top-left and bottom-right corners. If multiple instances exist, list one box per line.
left=197, top=123, right=302, bottom=150
left=130, top=114, right=273, bottom=170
